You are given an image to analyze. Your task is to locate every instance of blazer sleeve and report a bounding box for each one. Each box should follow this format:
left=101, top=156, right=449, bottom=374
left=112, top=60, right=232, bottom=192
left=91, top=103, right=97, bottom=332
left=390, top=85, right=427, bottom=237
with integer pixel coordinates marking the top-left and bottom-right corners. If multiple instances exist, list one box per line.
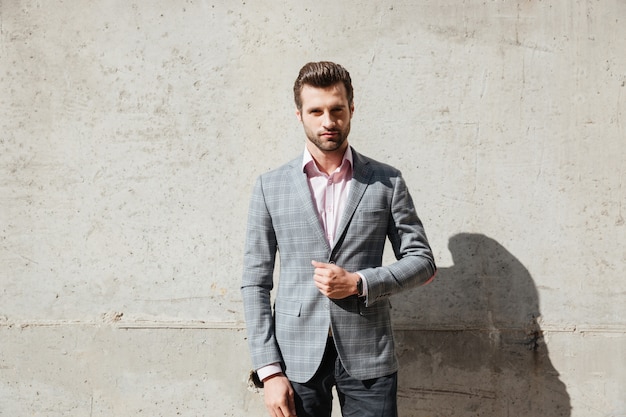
left=240, top=175, right=283, bottom=370
left=359, top=172, right=436, bottom=306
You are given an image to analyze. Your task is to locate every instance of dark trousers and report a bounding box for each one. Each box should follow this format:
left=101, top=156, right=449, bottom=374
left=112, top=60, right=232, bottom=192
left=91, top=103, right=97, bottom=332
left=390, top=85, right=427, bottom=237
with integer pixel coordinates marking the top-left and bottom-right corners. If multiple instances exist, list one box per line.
left=291, top=337, right=398, bottom=417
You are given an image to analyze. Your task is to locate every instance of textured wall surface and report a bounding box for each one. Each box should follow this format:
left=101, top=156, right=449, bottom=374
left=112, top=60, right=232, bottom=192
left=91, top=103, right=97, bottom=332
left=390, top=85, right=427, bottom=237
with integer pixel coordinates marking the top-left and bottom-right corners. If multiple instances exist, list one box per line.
left=1, top=1, right=624, bottom=416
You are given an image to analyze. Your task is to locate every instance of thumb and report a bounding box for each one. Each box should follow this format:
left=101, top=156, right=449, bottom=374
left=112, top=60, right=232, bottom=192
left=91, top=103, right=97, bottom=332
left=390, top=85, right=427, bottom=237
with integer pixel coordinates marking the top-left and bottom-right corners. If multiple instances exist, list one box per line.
left=311, top=260, right=330, bottom=268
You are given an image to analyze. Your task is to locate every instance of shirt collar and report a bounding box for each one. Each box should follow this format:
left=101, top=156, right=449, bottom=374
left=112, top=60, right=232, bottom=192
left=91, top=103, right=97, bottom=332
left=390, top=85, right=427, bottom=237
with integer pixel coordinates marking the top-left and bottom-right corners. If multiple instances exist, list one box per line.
left=302, top=146, right=353, bottom=175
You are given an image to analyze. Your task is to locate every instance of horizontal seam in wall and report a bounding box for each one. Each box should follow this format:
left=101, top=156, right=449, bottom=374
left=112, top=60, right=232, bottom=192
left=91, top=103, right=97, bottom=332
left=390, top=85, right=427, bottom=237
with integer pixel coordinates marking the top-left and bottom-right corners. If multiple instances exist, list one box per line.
left=1, top=321, right=625, bottom=334
left=0, top=320, right=247, bottom=330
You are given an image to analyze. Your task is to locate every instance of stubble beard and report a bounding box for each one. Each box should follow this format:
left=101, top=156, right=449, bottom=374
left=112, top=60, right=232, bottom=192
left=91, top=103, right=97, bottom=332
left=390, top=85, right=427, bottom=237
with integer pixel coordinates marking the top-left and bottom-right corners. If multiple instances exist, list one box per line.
left=306, top=126, right=350, bottom=154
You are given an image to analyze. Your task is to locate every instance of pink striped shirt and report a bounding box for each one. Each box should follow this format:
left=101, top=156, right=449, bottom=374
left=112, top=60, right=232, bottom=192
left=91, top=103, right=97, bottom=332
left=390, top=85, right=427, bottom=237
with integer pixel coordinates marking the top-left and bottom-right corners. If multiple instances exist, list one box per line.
left=302, top=146, right=353, bottom=247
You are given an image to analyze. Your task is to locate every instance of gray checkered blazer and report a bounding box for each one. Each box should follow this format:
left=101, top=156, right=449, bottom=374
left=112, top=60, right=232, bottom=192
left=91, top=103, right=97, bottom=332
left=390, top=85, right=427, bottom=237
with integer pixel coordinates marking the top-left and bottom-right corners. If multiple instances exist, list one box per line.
left=241, top=147, right=436, bottom=383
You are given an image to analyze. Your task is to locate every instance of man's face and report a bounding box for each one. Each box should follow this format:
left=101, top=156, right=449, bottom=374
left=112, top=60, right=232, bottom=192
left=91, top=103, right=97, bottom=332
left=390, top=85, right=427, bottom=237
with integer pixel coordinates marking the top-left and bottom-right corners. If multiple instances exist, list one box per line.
left=296, top=83, right=354, bottom=155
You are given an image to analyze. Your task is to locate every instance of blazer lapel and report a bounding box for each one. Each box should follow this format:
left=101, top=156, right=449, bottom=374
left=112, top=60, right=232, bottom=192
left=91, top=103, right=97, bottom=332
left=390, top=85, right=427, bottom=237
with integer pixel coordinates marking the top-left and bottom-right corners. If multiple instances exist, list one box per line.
left=333, top=148, right=372, bottom=251
left=289, top=157, right=331, bottom=250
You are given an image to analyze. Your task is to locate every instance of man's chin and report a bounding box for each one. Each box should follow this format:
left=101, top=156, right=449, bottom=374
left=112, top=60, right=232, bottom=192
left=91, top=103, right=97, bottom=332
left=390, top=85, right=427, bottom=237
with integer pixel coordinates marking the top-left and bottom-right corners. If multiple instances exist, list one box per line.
left=306, top=134, right=348, bottom=153
left=318, top=138, right=346, bottom=152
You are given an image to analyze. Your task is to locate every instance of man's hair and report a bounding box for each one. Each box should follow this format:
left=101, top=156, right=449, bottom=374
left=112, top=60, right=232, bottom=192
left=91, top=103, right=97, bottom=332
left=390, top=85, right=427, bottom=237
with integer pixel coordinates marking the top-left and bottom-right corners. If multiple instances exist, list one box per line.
left=293, top=61, right=354, bottom=111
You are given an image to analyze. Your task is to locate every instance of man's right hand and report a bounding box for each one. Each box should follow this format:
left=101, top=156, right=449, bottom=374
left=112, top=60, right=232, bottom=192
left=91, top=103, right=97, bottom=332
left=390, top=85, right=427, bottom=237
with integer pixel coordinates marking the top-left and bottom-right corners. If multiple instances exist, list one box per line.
left=263, top=373, right=297, bottom=417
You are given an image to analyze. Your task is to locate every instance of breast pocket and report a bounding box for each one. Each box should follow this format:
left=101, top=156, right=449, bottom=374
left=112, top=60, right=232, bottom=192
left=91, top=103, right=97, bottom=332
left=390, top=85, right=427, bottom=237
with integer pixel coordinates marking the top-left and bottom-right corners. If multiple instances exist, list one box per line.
left=352, top=209, right=389, bottom=236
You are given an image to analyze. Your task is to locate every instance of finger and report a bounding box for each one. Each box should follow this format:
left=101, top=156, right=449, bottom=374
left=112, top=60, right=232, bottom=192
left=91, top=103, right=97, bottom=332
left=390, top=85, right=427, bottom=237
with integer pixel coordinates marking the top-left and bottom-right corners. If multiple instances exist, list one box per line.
left=265, top=405, right=279, bottom=417
left=267, top=403, right=287, bottom=417
left=311, top=260, right=332, bottom=269
left=287, top=390, right=297, bottom=417
left=279, top=404, right=295, bottom=417
left=313, top=278, right=327, bottom=291
left=264, top=395, right=286, bottom=417
left=312, top=269, right=330, bottom=283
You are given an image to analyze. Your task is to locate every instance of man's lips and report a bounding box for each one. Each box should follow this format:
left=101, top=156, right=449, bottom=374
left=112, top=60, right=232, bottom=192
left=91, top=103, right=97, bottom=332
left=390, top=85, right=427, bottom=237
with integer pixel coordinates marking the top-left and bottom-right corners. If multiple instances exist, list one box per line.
left=320, top=131, right=339, bottom=138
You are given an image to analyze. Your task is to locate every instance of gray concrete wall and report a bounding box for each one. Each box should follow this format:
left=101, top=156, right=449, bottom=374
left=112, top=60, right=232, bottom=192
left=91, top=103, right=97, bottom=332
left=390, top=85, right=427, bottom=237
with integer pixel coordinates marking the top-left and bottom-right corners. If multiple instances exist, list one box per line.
left=1, top=1, right=624, bottom=416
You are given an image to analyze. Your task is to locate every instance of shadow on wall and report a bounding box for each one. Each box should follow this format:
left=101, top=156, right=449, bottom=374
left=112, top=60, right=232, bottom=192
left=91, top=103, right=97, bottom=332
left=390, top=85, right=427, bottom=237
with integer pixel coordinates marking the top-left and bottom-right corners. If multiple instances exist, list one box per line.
left=392, top=233, right=571, bottom=416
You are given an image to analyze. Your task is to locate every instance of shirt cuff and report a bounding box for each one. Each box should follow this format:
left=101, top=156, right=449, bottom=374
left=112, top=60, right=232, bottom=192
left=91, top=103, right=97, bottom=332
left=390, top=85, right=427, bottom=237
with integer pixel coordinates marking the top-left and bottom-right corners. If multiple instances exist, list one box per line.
left=256, top=363, right=283, bottom=382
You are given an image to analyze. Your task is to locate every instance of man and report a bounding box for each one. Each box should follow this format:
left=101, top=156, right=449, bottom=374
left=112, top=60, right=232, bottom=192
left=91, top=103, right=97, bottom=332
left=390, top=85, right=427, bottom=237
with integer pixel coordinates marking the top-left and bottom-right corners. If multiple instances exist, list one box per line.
left=241, top=61, right=436, bottom=417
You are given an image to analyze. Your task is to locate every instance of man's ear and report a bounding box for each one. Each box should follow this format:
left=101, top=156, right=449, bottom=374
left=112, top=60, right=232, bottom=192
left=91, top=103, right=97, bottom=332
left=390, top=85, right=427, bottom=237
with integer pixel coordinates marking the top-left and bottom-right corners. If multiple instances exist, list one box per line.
left=295, top=108, right=302, bottom=122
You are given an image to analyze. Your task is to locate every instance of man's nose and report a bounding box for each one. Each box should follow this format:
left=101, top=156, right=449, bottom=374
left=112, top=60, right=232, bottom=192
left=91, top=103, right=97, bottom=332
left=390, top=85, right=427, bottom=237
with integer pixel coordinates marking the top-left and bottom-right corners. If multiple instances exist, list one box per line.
left=322, top=112, right=335, bottom=128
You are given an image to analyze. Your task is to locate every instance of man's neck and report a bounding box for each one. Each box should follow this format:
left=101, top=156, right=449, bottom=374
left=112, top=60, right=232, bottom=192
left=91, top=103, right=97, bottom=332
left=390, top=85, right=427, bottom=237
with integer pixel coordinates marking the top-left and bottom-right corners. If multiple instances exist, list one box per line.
left=307, top=143, right=349, bottom=175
